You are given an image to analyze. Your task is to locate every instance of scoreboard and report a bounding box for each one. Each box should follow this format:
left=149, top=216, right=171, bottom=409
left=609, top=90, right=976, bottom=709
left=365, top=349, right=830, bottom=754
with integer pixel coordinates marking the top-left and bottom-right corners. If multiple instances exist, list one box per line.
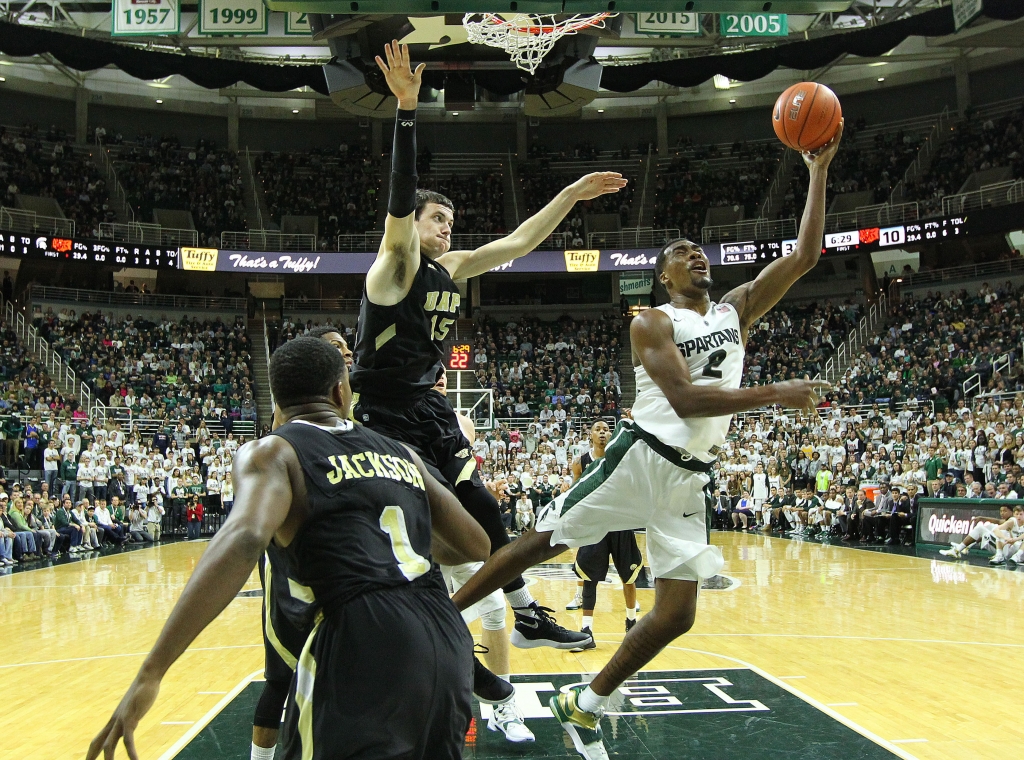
left=443, top=341, right=475, bottom=371
left=0, top=232, right=178, bottom=269
left=718, top=215, right=968, bottom=265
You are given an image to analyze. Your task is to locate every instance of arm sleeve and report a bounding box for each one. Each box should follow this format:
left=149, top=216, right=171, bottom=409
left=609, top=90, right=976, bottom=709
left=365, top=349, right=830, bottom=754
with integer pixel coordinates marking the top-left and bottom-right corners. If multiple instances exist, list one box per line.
left=388, top=109, right=418, bottom=218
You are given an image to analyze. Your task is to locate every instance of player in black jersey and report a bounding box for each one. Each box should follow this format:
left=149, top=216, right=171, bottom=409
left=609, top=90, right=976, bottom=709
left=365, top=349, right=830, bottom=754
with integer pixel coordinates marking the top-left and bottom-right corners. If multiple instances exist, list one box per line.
left=563, top=420, right=644, bottom=649
left=89, top=337, right=490, bottom=760
left=250, top=325, right=354, bottom=760
left=354, top=41, right=626, bottom=654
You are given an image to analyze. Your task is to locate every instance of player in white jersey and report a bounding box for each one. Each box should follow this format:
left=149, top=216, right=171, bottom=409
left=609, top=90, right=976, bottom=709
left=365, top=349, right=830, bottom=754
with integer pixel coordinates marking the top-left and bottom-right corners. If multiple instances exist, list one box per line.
left=448, top=123, right=842, bottom=759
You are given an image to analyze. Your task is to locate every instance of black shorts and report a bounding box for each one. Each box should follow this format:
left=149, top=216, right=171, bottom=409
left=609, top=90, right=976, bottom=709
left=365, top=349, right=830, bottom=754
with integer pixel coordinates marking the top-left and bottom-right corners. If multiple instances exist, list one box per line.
left=573, top=530, right=644, bottom=584
left=259, top=555, right=309, bottom=686
left=278, top=579, right=473, bottom=760
left=355, top=390, right=480, bottom=490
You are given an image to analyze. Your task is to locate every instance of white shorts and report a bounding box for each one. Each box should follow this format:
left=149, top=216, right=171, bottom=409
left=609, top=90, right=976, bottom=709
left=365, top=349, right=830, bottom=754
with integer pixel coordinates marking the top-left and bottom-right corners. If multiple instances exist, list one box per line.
left=535, top=421, right=724, bottom=583
left=441, top=561, right=507, bottom=630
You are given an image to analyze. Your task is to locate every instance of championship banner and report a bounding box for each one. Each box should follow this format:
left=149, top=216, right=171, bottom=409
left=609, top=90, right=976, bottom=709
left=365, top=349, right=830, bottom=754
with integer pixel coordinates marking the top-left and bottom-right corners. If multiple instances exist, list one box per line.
left=915, top=498, right=1014, bottom=546
left=199, top=0, right=268, bottom=36
left=112, top=0, right=181, bottom=37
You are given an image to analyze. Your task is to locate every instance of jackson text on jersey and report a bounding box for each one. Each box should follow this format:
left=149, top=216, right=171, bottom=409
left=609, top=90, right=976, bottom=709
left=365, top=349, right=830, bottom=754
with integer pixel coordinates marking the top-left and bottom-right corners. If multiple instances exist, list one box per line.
left=325, top=451, right=426, bottom=489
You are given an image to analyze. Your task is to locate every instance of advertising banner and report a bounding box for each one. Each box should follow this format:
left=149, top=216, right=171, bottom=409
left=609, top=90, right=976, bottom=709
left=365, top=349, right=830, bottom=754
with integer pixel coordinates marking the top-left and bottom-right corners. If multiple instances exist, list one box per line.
left=915, top=499, right=1012, bottom=546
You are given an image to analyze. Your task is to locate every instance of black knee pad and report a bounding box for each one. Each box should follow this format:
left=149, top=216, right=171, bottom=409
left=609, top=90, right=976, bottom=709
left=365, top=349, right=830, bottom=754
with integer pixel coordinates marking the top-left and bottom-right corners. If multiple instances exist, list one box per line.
left=581, top=580, right=599, bottom=611
left=253, top=678, right=290, bottom=729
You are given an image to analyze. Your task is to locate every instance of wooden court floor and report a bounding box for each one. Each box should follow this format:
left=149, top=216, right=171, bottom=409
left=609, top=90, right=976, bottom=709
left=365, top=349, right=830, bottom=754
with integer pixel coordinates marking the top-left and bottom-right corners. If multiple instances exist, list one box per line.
left=1, top=532, right=1021, bottom=759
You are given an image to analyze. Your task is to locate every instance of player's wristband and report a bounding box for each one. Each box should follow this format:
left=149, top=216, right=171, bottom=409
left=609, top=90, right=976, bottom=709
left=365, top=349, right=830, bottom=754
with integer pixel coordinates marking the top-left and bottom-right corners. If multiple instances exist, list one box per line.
left=388, top=109, right=418, bottom=218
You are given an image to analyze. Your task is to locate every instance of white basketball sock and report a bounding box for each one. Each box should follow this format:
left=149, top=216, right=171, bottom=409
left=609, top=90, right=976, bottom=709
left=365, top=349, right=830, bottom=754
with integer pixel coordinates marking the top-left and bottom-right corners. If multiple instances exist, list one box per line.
left=625, top=605, right=636, bottom=621
left=582, top=615, right=594, bottom=630
left=577, top=686, right=609, bottom=714
left=251, top=742, right=276, bottom=760
left=506, top=587, right=535, bottom=614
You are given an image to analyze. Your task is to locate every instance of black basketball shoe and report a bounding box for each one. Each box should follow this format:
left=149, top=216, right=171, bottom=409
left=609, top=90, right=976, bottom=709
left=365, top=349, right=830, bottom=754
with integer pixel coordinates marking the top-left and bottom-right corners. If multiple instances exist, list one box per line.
left=625, top=617, right=637, bottom=633
left=511, top=603, right=593, bottom=650
left=473, top=649, right=514, bottom=705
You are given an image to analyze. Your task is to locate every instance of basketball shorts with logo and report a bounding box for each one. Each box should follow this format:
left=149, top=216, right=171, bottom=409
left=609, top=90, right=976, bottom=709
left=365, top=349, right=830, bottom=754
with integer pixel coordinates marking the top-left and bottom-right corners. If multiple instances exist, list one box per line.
left=354, top=390, right=482, bottom=490
left=536, top=420, right=724, bottom=582
left=278, top=574, right=473, bottom=760
left=573, top=531, right=644, bottom=585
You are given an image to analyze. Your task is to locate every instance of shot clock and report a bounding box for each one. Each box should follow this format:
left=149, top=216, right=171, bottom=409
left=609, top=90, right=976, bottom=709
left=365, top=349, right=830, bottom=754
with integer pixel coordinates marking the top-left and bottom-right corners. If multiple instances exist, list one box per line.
left=443, top=341, right=475, bottom=371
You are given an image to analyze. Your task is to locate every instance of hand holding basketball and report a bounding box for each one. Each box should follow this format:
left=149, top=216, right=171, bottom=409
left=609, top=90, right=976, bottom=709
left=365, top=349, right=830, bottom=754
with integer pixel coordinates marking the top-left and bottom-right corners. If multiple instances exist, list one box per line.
left=569, top=171, right=628, bottom=201
left=802, top=119, right=843, bottom=170
left=375, top=40, right=425, bottom=110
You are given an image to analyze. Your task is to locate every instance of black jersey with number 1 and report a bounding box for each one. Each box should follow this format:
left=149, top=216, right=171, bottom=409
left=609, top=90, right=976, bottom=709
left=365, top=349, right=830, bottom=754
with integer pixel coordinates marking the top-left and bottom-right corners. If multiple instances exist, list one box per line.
left=351, top=255, right=461, bottom=402
left=270, top=417, right=473, bottom=760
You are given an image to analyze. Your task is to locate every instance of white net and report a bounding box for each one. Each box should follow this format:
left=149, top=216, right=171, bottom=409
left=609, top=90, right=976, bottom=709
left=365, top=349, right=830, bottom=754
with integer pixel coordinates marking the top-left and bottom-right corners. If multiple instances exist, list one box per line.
left=463, top=13, right=614, bottom=75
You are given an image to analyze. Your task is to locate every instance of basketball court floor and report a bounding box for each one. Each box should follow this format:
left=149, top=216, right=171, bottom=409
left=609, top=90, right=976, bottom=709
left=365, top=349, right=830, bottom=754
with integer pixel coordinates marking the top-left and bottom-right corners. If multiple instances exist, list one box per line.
left=2, top=531, right=1021, bottom=759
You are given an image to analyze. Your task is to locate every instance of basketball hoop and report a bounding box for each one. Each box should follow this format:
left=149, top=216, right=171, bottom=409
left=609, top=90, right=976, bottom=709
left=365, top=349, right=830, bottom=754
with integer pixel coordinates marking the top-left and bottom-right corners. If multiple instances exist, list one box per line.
left=463, top=12, right=616, bottom=75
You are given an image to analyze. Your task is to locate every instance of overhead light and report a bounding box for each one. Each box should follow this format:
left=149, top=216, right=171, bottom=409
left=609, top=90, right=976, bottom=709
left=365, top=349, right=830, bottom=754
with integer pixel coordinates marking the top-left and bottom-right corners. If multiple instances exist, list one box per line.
left=597, top=108, right=604, bottom=113
left=729, top=98, right=736, bottom=104
left=0, top=77, right=5, bottom=83
left=148, top=82, right=171, bottom=89
left=155, top=99, right=163, bottom=104
left=292, top=109, right=299, bottom=113
left=877, top=77, right=885, bottom=82
left=714, top=74, right=731, bottom=90
left=452, top=111, right=459, bottom=116
left=869, top=61, right=888, bottom=67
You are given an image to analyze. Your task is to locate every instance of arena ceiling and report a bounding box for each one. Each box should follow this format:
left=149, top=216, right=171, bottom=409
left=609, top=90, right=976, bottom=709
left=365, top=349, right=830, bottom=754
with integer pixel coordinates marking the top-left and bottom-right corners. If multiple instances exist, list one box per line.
left=0, top=0, right=1021, bottom=119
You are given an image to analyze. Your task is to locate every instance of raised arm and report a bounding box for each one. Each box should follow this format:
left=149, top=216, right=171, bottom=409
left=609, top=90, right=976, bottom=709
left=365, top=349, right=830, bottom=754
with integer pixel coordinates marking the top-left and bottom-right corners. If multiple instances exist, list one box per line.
left=365, top=41, right=426, bottom=306
left=722, top=122, right=843, bottom=334
left=436, top=171, right=628, bottom=280
left=631, top=308, right=829, bottom=418
left=405, top=446, right=490, bottom=565
left=87, top=437, right=297, bottom=760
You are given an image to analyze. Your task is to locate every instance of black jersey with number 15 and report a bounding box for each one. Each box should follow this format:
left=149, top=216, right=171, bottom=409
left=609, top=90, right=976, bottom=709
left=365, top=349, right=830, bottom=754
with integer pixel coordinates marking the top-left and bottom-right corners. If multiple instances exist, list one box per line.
left=269, top=418, right=438, bottom=624
left=351, top=256, right=461, bottom=402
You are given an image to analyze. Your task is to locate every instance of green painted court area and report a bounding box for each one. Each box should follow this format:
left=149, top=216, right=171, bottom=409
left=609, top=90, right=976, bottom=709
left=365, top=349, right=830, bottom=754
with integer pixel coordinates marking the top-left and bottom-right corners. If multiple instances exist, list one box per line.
left=175, top=669, right=899, bottom=759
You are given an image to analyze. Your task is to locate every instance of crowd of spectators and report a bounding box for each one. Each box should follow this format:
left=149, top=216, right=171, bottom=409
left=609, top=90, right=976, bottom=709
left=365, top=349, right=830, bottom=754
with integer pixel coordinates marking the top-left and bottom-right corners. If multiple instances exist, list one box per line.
left=32, top=310, right=257, bottom=427
left=904, top=106, right=1024, bottom=215
left=0, top=415, right=241, bottom=567
left=778, top=118, right=923, bottom=219
left=471, top=312, right=624, bottom=426
left=112, top=134, right=247, bottom=245
left=418, top=170, right=506, bottom=236
left=0, top=319, right=72, bottom=421
left=0, top=124, right=116, bottom=237
left=255, top=143, right=379, bottom=247
left=653, top=139, right=780, bottom=241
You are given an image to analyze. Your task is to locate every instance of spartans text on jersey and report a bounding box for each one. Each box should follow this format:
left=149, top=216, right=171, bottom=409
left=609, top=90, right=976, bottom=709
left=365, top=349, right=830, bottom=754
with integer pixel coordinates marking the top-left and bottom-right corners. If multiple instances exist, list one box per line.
left=676, top=327, right=741, bottom=359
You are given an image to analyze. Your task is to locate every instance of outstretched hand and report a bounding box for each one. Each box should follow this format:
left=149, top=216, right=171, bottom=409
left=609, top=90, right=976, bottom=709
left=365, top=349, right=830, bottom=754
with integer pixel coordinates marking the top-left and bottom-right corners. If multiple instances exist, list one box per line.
left=86, top=673, right=160, bottom=760
left=375, top=40, right=425, bottom=110
left=569, top=172, right=628, bottom=201
left=802, top=119, right=843, bottom=171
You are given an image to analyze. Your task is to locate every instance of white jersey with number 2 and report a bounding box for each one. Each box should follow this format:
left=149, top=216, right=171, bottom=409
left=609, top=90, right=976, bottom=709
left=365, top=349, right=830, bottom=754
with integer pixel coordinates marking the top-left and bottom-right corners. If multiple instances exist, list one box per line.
left=632, top=301, right=744, bottom=462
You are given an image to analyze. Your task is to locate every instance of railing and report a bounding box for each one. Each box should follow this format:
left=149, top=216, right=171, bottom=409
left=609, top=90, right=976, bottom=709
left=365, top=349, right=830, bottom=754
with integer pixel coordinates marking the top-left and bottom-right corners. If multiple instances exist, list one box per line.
left=220, top=230, right=318, bottom=252
left=823, top=202, right=919, bottom=235
left=30, top=285, right=247, bottom=312
left=942, top=179, right=1024, bottom=217
left=972, top=387, right=1024, bottom=413
left=734, top=398, right=934, bottom=428
left=245, top=147, right=264, bottom=231
left=98, top=222, right=198, bottom=247
left=962, top=351, right=1014, bottom=400
left=898, top=257, right=1024, bottom=289
left=495, top=414, right=616, bottom=434
left=507, top=149, right=521, bottom=228
left=588, top=227, right=680, bottom=249
left=100, top=406, right=256, bottom=440
left=0, top=206, right=74, bottom=237
left=890, top=106, right=952, bottom=205
left=282, top=297, right=360, bottom=312
left=2, top=292, right=100, bottom=418
left=335, top=230, right=573, bottom=253
left=635, top=143, right=653, bottom=228
left=97, top=147, right=135, bottom=223
left=262, top=312, right=274, bottom=412
left=758, top=147, right=798, bottom=219
left=816, top=290, right=887, bottom=386
left=702, top=218, right=796, bottom=244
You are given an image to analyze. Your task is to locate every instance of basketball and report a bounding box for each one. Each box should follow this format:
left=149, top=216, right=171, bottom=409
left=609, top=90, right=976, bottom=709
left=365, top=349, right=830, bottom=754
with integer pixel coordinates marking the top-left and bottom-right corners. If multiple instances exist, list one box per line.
left=772, top=82, right=842, bottom=152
